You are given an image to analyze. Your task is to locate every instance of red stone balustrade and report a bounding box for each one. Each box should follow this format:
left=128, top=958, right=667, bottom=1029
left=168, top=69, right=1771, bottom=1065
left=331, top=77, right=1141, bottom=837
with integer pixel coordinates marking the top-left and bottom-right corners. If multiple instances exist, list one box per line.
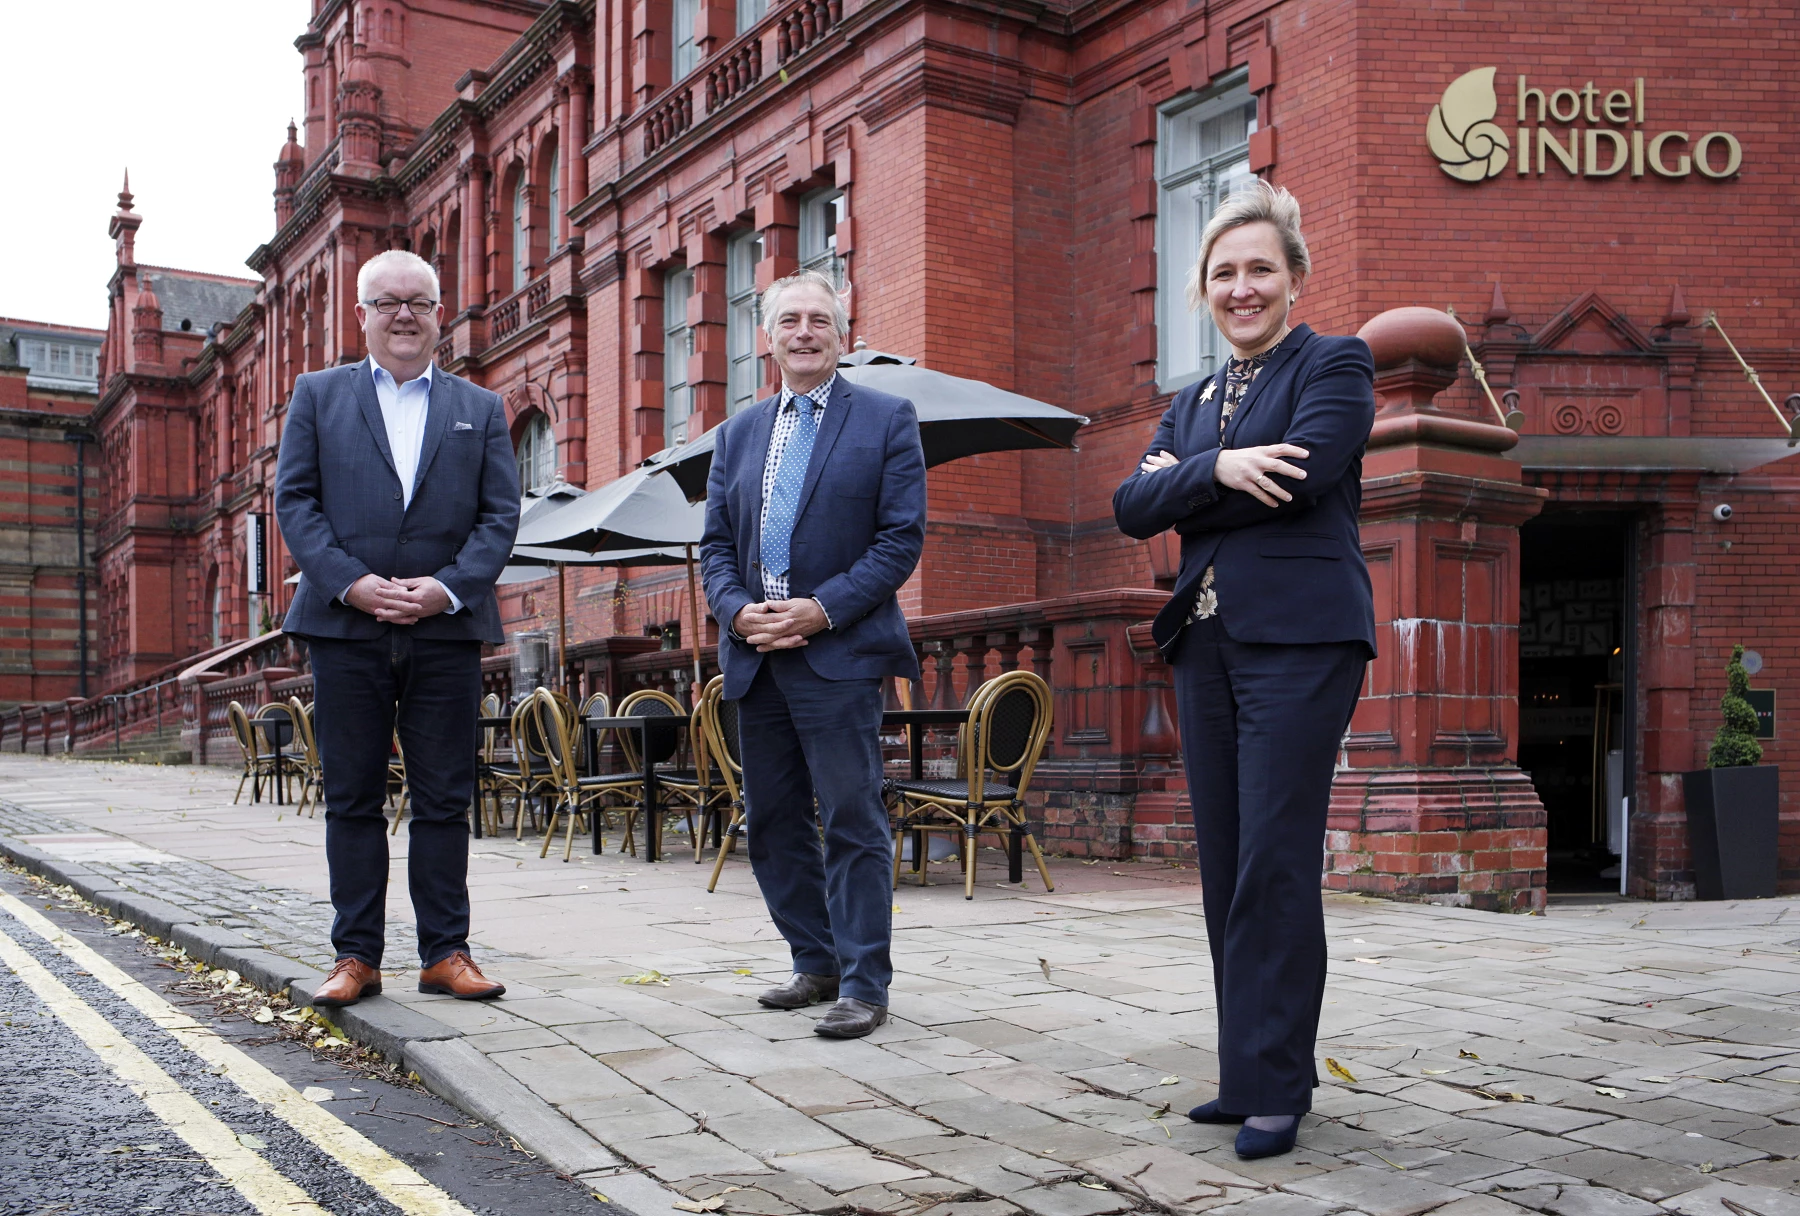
left=643, top=87, right=694, bottom=156
left=705, top=40, right=763, bottom=115
left=775, top=0, right=841, bottom=63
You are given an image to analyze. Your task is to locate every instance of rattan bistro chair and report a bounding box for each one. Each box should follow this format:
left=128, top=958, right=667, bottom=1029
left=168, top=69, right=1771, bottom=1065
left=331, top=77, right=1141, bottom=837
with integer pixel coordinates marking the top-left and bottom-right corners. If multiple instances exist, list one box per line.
left=613, top=688, right=688, bottom=855
left=533, top=688, right=639, bottom=860
left=702, top=683, right=748, bottom=894
left=887, top=670, right=1056, bottom=899
left=288, top=697, right=325, bottom=817
left=478, top=695, right=546, bottom=838
left=659, top=679, right=729, bottom=863
left=253, top=702, right=300, bottom=805
left=226, top=700, right=277, bottom=804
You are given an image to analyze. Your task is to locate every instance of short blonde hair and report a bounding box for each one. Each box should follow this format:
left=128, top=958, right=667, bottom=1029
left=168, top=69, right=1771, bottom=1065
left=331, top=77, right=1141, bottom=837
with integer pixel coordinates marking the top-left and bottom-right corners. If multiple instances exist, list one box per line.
left=357, top=249, right=440, bottom=303
left=761, top=269, right=850, bottom=339
left=1185, top=179, right=1310, bottom=311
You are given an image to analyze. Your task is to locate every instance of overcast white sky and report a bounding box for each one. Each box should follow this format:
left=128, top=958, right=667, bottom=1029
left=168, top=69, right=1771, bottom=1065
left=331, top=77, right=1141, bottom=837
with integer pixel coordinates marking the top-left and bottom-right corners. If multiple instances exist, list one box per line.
left=0, top=2, right=314, bottom=330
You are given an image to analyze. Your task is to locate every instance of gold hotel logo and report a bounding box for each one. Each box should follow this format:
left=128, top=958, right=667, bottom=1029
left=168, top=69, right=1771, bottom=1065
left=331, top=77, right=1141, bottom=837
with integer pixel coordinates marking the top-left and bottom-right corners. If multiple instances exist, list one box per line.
left=1428, top=67, right=1742, bottom=183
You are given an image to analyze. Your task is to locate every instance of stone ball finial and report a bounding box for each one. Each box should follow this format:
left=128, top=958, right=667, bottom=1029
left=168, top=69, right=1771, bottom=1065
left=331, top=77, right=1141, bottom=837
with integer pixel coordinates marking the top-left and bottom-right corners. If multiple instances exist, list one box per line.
left=1356, top=306, right=1468, bottom=372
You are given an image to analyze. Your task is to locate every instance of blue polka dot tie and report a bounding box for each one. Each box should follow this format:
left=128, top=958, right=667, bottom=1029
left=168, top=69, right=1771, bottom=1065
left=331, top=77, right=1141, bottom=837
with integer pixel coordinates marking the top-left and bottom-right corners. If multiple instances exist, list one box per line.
left=760, top=395, right=820, bottom=594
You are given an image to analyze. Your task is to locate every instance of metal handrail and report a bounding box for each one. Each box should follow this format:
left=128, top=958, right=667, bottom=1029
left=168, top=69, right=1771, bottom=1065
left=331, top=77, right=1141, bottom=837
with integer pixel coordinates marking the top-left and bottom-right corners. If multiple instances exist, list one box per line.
left=99, top=675, right=186, bottom=754
left=1449, top=306, right=1524, bottom=430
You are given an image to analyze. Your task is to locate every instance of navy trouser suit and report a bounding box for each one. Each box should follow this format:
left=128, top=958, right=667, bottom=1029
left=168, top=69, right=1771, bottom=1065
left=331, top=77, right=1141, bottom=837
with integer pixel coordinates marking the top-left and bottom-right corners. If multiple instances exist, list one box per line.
left=1114, top=325, right=1377, bottom=1114
left=700, top=376, right=927, bottom=1006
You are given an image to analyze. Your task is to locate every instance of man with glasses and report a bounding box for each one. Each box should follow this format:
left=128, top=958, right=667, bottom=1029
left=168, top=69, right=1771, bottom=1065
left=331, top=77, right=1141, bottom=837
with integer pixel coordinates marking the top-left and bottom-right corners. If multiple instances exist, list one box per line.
left=275, top=250, right=520, bottom=1008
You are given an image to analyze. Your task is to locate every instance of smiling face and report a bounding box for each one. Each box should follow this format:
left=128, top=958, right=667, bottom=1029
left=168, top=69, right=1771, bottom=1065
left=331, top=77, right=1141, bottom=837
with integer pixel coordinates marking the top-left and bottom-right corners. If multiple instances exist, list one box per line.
left=356, top=260, right=442, bottom=379
left=1205, top=220, right=1304, bottom=359
left=768, top=282, right=844, bottom=394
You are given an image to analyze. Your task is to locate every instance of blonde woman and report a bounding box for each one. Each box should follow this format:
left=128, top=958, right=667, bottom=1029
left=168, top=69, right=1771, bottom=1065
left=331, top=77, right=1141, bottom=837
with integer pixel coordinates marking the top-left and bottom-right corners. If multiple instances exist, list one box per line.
left=1112, top=181, right=1375, bottom=1159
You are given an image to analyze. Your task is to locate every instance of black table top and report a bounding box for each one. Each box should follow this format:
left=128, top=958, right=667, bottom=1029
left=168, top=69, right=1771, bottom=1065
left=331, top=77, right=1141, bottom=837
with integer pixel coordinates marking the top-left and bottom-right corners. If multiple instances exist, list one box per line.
left=586, top=715, right=687, bottom=730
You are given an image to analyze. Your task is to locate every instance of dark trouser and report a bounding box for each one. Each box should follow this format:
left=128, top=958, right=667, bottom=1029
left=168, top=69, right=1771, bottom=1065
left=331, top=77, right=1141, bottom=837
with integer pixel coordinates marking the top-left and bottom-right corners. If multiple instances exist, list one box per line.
left=736, top=650, right=892, bottom=1005
left=304, top=631, right=481, bottom=970
left=1171, top=615, right=1367, bottom=1115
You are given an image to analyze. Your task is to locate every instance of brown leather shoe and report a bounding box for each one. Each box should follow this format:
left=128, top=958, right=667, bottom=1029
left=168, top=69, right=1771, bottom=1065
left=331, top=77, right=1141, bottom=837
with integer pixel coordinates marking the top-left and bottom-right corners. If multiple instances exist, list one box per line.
left=417, top=952, right=506, bottom=1000
left=312, top=957, right=382, bottom=1008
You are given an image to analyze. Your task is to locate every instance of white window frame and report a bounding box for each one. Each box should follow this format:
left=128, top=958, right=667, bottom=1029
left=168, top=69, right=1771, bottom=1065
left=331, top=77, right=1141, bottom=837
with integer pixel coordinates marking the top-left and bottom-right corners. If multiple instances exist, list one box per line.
left=726, top=231, right=764, bottom=415
left=512, top=173, right=529, bottom=290
left=736, top=0, right=768, bottom=34
left=547, top=149, right=561, bottom=253
left=800, top=188, right=846, bottom=288
left=516, top=413, right=557, bottom=492
left=663, top=267, right=695, bottom=447
left=17, top=337, right=100, bottom=386
left=1156, top=76, right=1256, bottom=393
left=672, top=0, right=699, bottom=81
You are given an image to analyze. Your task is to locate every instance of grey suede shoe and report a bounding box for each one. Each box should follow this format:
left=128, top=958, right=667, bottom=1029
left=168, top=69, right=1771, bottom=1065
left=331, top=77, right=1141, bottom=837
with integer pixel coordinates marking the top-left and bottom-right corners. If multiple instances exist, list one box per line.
left=757, top=972, right=840, bottom=1009
left=814, top=997, right=887, bottom=1039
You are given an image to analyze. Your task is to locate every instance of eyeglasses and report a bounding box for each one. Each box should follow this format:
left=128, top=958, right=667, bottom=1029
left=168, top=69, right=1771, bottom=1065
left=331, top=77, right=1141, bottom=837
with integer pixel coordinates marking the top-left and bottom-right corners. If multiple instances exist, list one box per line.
left=363, top=297, right=439, bottom=316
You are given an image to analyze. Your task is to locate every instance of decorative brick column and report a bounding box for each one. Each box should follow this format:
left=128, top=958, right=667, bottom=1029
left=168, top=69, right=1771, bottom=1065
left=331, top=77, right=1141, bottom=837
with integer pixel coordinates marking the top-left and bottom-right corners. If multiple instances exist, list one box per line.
left=1328, top=307, right=1551, bottom=913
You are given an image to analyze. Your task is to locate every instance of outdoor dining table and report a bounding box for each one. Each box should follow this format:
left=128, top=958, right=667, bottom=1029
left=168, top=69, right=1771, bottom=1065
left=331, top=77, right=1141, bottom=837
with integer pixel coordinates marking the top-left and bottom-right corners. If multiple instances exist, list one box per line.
left=585, top=714, right=689, bottom=862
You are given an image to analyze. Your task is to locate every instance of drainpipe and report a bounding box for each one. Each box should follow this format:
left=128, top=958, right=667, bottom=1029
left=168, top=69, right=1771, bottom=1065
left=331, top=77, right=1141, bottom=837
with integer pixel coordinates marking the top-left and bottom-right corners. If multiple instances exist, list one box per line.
left=64, top=430, right=90, bottom=699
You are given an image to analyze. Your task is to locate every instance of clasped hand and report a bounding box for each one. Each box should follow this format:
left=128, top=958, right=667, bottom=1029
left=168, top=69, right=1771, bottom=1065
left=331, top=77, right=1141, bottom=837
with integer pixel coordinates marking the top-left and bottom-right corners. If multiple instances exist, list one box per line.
left=1140, top=443, right=1310, bottom=509
left=733, top=598, right=828, bottom=652
left=346, top=573, right=451, bottom=625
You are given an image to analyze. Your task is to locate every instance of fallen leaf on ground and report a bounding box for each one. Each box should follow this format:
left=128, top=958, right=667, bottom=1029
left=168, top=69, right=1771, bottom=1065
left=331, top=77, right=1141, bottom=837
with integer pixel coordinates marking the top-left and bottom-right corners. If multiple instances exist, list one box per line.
left=620, top=970, right=671, bottom=986
left=1422, top=1068, right=1448, bottom=1075
left=673, top=1199, right=725, bottom=1213
left=732, top=969, right=752, bottom=976
left=1369, top=1150, right=1408, bottom=1171
left=301, top=1087, right=333, bottom=1102
left=1038, top=958, right=1051, bottom=981
left=1595, top=1086, right=1626, bottom=1098
left=1352, top=957, right=1385, bottom=965
left=237, top=1133, right=267, bottom=1150
left=1458, top=1049, right=1480, bottom=1059
left=1325, top=1058, right=1357, bottom=1083
left=251, top=1007, right=275, bottom=1024
left=892, top=904, right=902, bottom=913
left=1157, top=1076, right=1179, bottom=1085
left=1475, top=1089, right=1529, bottom=1102
left=1639, top=1076, right=1678, bottom=1084
left=591, top=1193, right=610, bottom=1203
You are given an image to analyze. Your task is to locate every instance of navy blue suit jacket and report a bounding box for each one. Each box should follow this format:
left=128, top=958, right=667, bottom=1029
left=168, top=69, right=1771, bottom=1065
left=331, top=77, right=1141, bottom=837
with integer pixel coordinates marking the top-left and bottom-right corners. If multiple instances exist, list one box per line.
left=700, top=377, right=927, bottom=700
left=1113, top=324, right=1378, bottom=655
left=275, top=360, right=521, bottom=645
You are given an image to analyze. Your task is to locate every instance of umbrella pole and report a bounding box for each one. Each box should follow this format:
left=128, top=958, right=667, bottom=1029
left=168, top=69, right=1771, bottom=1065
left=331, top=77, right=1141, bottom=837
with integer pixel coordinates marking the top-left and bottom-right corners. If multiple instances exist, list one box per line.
left=558, top=564, right=568, bottom=691
left=684, top=544, right=704, bottom=703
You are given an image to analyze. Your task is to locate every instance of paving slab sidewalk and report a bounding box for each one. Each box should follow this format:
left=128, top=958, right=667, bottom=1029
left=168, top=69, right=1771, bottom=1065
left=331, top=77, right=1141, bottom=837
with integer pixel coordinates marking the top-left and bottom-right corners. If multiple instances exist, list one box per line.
left=3, top=754, right=1799, bottom=1216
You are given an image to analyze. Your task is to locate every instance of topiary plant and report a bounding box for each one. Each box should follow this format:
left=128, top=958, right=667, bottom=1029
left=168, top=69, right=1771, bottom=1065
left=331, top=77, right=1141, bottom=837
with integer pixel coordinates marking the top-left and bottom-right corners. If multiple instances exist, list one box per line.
left=1707, top=644, right=1763, bottom=768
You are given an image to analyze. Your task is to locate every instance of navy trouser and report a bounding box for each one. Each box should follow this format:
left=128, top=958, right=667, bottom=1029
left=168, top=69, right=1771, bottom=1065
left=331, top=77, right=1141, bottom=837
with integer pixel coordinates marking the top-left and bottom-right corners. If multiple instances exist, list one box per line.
left=736, top=650, right=893, bottom=1005
left=1171, top=615, right=1367, bottom=1115
left=304, top=632, right=481, bottom=970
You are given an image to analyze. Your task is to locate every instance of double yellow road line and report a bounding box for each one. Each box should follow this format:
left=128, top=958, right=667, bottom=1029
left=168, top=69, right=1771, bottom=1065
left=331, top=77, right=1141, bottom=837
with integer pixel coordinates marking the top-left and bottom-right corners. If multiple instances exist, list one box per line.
left=0, top=884, right=476, bottom=1216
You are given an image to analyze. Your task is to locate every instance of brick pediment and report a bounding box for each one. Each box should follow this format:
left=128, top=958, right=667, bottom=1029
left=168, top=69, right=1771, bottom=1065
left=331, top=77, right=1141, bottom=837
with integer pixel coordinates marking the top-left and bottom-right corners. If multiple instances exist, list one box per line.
left=1531, top=292, right=1657, bottom=356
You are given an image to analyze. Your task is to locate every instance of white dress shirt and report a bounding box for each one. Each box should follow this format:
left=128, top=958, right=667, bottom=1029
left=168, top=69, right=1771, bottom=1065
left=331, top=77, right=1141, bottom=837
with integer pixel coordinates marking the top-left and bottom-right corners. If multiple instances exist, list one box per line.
left=341, top=358, right=462, bottom=613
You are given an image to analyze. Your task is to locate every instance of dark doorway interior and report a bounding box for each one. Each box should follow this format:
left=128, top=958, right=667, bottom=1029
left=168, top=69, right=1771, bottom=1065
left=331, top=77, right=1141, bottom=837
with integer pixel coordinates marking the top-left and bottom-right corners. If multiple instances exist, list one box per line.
left=1518, top=512, right=1635, bottom=894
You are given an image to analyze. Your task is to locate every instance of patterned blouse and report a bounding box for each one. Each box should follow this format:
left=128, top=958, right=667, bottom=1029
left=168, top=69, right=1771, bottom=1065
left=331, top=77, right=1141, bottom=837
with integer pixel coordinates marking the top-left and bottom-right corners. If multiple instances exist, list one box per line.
left=1189, top=336, right=1287, bottom=623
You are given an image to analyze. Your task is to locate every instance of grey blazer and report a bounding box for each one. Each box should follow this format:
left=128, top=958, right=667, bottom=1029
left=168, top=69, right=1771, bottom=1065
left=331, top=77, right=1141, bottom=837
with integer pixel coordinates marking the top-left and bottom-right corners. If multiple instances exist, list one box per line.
left=274, top=359, right=521, bottom=644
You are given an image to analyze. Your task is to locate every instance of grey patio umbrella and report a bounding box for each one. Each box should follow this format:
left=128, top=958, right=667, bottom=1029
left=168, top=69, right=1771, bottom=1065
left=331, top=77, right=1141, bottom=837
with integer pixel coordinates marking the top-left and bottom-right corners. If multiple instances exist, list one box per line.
left=513, top=465, right=708, bottom=690
left=648, top=347, right=1089, bottom=502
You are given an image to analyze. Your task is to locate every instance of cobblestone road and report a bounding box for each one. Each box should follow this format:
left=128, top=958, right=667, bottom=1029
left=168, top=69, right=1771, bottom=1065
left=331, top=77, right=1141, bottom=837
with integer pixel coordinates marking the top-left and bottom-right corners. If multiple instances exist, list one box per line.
left=2, top=754, right=1798, bottom=1216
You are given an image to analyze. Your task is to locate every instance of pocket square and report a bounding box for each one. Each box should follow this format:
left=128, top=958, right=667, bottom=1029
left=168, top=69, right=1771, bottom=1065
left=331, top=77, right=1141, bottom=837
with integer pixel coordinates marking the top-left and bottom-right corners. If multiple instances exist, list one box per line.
left=452, top=421, right=474, bottom=430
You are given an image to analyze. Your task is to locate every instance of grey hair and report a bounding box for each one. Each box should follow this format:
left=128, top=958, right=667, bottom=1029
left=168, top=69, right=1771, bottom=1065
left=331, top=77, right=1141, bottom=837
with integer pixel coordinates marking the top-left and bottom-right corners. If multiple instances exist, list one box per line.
left=761, top=269, right=850, bottom=339
left=1185, top=179, right=1311, bottom=311
left=357, top=249, right=440, bottom=303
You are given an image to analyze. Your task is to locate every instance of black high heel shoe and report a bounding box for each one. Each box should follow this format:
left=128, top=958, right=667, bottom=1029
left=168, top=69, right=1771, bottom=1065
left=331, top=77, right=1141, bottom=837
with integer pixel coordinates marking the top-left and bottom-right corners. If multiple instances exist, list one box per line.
left=1187, top=1099, right=1245, bottom=1124
left=1234, top=1116, right=1299, bottom=1159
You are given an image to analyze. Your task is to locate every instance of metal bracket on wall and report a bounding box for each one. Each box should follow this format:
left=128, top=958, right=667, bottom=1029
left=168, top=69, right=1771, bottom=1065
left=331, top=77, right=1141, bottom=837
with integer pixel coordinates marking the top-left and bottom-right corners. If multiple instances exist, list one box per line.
left=1704, top=311, right=1798, bottom=446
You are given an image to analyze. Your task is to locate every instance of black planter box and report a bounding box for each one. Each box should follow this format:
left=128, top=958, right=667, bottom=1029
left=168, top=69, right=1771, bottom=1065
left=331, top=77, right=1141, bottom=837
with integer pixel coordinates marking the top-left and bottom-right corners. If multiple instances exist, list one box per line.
left=1682, top=765, right=1779, bottom=900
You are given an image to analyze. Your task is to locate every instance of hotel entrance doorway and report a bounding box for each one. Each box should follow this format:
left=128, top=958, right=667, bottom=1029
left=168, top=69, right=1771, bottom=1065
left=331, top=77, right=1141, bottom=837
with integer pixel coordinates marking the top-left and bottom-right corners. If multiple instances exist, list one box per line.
left=1518, top=512, right=1637, bottom=894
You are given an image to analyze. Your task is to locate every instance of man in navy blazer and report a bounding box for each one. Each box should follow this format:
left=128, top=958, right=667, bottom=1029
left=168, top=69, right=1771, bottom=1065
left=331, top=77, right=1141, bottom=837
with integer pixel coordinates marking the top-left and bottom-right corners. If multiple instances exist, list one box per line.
left=275, top=250, right=520, bottom=1008
left=700, top=268, right=926, bottom=1038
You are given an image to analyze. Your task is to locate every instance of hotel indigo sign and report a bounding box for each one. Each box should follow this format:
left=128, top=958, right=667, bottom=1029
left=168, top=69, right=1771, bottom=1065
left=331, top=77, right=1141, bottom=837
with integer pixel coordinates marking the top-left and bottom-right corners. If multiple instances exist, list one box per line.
left=1428, top=67, right=1742, bottom=183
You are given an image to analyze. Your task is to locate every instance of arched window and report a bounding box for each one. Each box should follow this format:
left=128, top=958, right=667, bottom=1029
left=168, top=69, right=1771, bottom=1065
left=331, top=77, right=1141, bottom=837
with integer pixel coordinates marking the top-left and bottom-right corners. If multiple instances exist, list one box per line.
left=512, top=172, right=528, bottom=291
left=547, top=148, right=561, bottom=253
left=516, top=413, right=556, bottom=492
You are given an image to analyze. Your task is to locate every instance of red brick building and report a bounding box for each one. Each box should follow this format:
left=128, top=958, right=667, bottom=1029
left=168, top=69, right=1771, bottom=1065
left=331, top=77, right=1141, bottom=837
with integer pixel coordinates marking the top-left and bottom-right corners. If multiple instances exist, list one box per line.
left=0, top=317, right=101, bottom=705
left=48, top=0, right=1800, bottom=904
